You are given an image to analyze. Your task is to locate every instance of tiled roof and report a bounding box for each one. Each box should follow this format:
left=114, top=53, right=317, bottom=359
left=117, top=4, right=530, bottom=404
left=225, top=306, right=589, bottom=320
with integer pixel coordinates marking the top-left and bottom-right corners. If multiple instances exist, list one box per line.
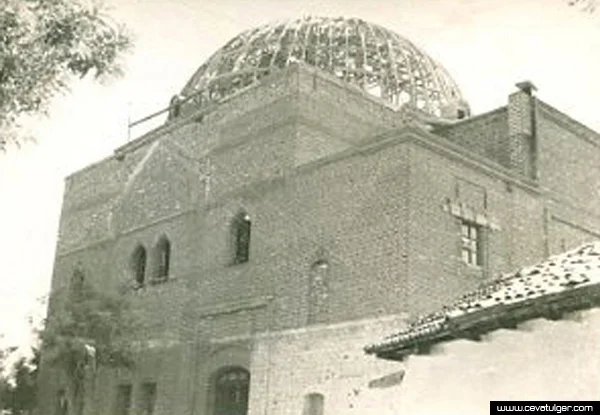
left=365, top=242, right=600, bottom=360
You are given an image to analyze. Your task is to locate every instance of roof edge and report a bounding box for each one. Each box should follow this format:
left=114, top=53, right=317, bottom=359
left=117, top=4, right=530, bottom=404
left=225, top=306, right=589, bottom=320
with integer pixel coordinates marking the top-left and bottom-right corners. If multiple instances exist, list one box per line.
left=366, top=242, right=600, bottom=361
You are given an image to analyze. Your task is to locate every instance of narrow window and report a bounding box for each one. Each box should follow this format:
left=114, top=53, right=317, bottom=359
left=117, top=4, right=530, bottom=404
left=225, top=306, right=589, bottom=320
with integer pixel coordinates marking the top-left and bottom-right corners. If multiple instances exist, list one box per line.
left=132, top=246, right=147, bottom=286
left=232, top=212, right=251, bottom=265
left=139, top=382, right=157, bottom=415
left=302, top=393, right=324, bottom=415
left=114, top=384, right=132, bottom=415
left=461, top=220, right=483, bottom=266
left=308, top=260, right=330, bottom=325
left=155, top=237, right=171, bottom=281
left=213, top=367, right=250, bottom=415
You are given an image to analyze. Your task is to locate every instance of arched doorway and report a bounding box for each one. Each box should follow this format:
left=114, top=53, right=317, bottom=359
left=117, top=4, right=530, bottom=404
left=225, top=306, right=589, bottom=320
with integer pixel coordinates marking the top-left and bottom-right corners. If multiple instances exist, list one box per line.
left=211, top=366, right=250, bottom=415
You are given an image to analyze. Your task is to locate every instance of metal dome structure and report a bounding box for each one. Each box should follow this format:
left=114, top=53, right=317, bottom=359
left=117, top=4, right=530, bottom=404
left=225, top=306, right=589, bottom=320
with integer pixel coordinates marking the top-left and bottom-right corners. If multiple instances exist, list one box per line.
left=177, top=16, right=469, bottom=119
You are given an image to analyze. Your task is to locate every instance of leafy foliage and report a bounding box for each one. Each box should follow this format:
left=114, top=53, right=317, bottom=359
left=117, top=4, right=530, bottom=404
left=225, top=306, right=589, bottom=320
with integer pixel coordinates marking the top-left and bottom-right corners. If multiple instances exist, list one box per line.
left=41, top=267, right=135, bottom=415
left=2, top=350, right=39, bottom=415
left=568, top=0, right=597, bottom=12
left=0, top=0, right=132, bottom=148
left=0, top=346, right=8, bottom=410
left=0, top=377, right=10, bottom=412
left=0, top=345, right=37, bottom=414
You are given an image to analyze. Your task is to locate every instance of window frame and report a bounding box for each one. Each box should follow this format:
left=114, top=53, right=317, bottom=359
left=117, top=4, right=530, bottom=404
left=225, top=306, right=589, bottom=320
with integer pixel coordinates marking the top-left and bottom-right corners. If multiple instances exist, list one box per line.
left=460, top=220, right=484, bottom=267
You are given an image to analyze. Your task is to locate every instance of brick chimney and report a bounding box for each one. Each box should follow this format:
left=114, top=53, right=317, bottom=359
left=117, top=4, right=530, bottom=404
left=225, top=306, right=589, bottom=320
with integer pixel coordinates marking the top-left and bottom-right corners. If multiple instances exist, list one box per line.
left=507, top=81, right=537, bottom=179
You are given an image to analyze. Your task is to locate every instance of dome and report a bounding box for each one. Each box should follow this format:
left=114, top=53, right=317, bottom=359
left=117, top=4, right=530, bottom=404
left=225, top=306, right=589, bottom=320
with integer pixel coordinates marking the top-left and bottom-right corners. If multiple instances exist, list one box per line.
left=178, top=16, right=469, bottom=119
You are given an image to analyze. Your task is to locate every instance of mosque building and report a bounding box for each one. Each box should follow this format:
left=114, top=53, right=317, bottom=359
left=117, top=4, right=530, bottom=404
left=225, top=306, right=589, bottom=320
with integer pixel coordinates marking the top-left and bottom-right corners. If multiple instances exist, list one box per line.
left=37, top=16, right=600, bottom=415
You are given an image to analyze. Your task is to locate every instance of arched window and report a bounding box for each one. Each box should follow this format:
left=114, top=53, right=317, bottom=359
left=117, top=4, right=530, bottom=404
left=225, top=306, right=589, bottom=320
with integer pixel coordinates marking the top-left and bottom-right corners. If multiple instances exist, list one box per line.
left=212, top=367, right=250, bottom=415
left=303, top=393, right=324, bottom=415
left=232, top=212, right=251, bottom=265
left=155, top=237, right=171, bottom=281
left=132, top=245, right=147, bottom=286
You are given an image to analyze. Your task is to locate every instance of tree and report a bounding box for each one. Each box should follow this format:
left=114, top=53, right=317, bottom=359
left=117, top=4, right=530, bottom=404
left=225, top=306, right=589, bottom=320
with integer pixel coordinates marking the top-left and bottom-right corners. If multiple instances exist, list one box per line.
left=3, top=349, right=39, bottom=415
left=0, top=0, right=132, bottom=149
left=0, top=377, right=10, bottom=413
left=0, top=345, right=8, bottom=411
left=40, top=268, right=135, bottom=415
left=568, top=0, right=597, bottom=12
left=0, top=344, right=19, bottom=413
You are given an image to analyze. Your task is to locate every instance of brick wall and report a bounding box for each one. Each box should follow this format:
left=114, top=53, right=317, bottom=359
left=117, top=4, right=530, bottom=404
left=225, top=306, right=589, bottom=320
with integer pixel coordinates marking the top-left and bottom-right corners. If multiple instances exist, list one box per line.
left=39, top=64, right=600, bottom=414
left=248, top=315, right=409, bottom=415
left=404, top=139, right=537, bottom=314
left=434, top=108, right=509, bottom=166
left=248, top=309, right=600, bottom=415
left=537, top=101, right=600, bottom=208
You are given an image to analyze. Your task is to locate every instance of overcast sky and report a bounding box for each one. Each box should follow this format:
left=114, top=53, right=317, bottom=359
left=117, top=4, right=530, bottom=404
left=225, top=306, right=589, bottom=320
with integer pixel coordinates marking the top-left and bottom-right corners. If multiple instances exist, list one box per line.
left=1, top=0, right=599, bottom=349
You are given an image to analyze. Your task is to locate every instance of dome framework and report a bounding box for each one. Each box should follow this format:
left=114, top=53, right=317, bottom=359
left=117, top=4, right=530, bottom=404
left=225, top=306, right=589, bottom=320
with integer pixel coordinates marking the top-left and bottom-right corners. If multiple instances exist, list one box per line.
left=179, top=16, right=469, bottom=119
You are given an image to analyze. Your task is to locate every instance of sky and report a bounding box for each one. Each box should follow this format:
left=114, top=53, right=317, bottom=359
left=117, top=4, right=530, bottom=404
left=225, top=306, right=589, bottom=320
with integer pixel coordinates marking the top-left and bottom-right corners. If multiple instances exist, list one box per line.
left=1, top=0, right=599, bottom=350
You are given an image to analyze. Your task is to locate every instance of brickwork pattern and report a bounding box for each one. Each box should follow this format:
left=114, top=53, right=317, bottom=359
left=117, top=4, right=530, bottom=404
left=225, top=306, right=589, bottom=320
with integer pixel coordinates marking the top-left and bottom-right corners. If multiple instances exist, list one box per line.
left=537, top=103, right=600, bottom=208
left=38, top=65, right=600, bottom=415
left=249, top=309, right=600, bottom=415
left=435, top=108, right=509, bottom=166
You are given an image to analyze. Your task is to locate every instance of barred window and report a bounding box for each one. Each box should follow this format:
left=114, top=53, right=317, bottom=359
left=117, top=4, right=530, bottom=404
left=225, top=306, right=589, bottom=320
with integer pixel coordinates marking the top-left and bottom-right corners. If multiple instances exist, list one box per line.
left=461, top=220, right=483, bottom=266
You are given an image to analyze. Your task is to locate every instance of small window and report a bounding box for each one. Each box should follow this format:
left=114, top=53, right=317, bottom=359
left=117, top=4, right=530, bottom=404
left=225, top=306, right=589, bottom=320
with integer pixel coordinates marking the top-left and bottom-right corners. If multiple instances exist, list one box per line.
left=132, top=246, right=147, bottom=286
left=308, top=260, right=330, bottom=325
left=155, top=237, right=171, bottom=281
left=114, top=384, right=132, bottom=415
left=139, top=382, right=157, bottom=415
left=461, top=220, right=483, bottom=266
left=303, top=393, right=324, bottom=415
left=232, top=212, right=251, bottom=265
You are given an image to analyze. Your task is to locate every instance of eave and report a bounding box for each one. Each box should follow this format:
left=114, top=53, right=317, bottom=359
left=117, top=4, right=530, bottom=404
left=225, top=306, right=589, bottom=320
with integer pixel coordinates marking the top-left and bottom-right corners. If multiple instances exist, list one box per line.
left=365, top=243, right=600, bottom=361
